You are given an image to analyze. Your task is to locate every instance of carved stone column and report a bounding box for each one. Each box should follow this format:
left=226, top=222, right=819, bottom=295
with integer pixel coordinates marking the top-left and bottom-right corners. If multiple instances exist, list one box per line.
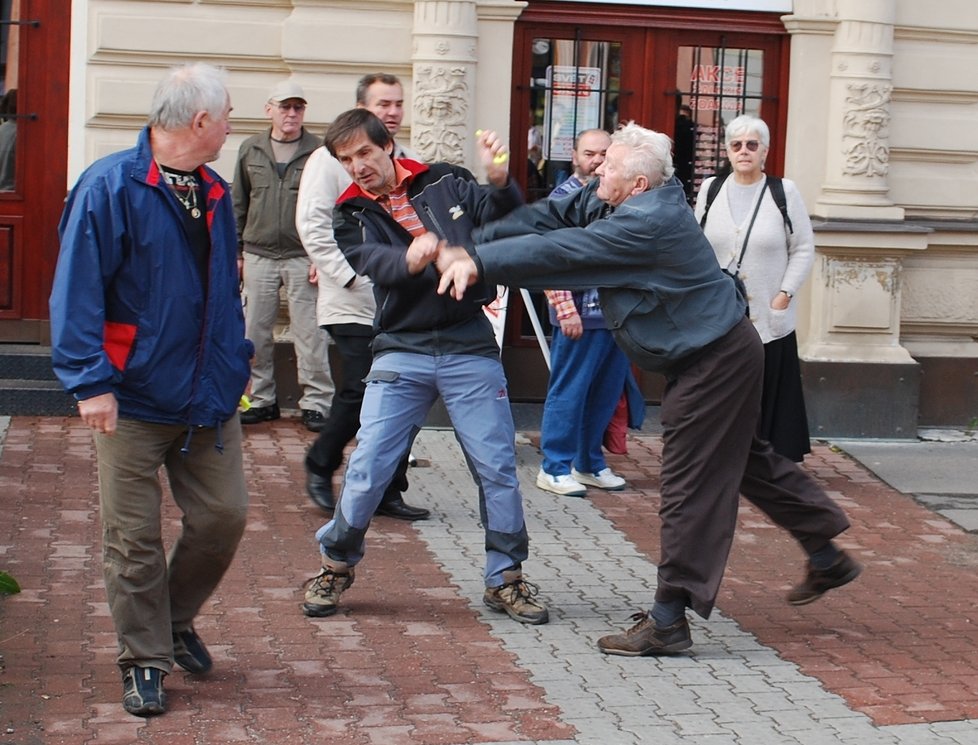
left=814, top=0, right=903, bottom=220
left=411, top=1, right=479, bottom=167
left=786, top=0, right=923, bottom=438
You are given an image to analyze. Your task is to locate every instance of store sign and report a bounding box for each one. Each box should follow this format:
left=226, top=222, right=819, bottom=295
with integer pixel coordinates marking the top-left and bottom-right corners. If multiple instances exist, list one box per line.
left=561, top=0, right=792, bottom=11
left=689, top=62, right=746, bottom=109
left=543, top=65, right=603, bottom=161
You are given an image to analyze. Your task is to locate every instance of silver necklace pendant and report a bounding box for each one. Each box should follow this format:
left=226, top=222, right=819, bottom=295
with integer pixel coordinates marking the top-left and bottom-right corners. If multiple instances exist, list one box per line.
left=158, top=162, right=201, bottom=218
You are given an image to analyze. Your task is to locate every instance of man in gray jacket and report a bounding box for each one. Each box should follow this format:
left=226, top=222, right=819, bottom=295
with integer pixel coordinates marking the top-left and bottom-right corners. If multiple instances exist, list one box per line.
left=233, top=80, right=333, bottom=432
left=437, top=122, right=860, bottom=656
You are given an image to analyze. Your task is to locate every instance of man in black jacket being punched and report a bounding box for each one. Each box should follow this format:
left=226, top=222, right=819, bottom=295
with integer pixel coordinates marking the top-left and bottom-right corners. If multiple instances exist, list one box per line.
left=301, top=110, right=550, bottom=627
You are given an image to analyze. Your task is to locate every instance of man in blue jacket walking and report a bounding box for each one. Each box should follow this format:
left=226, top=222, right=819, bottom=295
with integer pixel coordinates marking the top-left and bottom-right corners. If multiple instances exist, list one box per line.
left=50, top=63, right=254, bottom=717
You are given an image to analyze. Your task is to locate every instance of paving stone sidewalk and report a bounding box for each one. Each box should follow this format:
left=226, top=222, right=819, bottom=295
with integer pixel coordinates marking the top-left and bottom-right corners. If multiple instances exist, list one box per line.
left=1, top=416, right=977, bottom=744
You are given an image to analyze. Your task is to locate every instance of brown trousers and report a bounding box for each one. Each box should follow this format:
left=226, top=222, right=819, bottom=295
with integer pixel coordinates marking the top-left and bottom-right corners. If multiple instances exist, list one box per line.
left=655, top=317, right=849, bottom=618
left=95, top=417, right=249, bottom=671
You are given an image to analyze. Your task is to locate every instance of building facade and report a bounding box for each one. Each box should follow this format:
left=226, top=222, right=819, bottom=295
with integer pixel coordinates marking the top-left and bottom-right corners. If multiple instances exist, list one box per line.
left=2, top=0, right=976, bottom=435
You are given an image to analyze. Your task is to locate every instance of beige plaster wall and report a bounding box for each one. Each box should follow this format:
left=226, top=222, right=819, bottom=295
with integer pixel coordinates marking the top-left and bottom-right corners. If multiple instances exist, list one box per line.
left=69, top=0, right=978, bottom=365
left=783, top=0, right=978, bottom=364
left=784, top=1, right=977, bottom=220
left=71, top=0, right=494, bottom=183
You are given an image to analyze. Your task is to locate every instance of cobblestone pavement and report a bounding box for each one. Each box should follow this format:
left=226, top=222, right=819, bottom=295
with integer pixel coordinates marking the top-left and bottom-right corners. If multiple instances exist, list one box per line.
left=1, top=416, right=977, bottom=744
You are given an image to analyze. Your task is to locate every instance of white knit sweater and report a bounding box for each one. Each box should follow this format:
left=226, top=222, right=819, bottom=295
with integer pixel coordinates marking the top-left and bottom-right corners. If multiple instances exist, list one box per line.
left=694, top=175, right=815, bottom=344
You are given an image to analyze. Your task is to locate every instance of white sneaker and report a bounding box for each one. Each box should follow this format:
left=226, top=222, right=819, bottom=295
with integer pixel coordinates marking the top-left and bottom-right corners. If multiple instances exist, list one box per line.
left=571, top=467, right=626, bottom=491
left=536, top=469, right=587, bottom=497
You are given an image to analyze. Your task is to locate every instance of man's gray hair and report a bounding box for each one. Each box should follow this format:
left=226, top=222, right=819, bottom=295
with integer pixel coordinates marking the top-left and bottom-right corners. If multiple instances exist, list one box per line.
left=611, top=122, right=675, bottom=188
left=148, top=63, right=229, bottom=130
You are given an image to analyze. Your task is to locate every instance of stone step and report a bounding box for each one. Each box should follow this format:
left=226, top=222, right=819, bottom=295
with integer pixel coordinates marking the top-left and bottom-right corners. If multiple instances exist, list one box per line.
left=0, top=379, right=75, bottom=416
left=0, top=344, right=58, bottom=381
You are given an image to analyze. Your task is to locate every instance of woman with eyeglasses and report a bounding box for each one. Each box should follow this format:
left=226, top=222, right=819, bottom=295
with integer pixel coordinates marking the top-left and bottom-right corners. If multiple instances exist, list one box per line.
left=694, top=114, right=816, bottom=462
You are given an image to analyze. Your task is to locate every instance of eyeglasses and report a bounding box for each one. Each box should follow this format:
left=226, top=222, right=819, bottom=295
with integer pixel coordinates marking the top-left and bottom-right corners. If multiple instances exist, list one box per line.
left=276, top=103, right=306, bottom=112
left=728, top=139, right=760, bottom=153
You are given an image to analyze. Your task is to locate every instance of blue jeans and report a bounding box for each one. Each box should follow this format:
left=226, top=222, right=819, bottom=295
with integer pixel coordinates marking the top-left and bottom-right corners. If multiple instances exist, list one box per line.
left=315, top=352, right=529, bottom=587
left=540, top=328, right=630, bottom=476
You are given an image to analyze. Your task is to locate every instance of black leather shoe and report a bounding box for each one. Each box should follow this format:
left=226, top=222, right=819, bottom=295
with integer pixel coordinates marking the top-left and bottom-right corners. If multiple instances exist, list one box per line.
left=172, top=627, right=213, bottom=674
left=306, top=471, right=335, bottom=512
left=301, top=409, right=327, bottom=433
left=240, top=402, right=280, bottom=425
left=374, top=498, right=430, bottom=521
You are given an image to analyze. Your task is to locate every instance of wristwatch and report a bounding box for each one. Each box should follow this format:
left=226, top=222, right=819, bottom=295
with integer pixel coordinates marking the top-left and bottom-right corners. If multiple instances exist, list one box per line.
left=781, top=290, right=793, bottom=299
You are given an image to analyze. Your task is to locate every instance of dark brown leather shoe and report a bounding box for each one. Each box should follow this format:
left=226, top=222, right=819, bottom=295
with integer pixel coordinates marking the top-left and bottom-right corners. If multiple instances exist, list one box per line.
left=787, top=550, right=862, bottom=606
left=374, top=498, right=430, bottom=521
left=597, top=613, right=692, bottom=656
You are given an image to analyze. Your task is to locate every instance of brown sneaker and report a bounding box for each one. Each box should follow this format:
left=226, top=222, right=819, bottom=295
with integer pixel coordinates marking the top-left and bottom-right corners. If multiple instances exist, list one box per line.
left=787, top=550, right=862, bottom=606
left=302, top=559, right=355, bottom=617
left=597, top=612, right=693, bottom=656
left=483, top=570, right=549, bottom=625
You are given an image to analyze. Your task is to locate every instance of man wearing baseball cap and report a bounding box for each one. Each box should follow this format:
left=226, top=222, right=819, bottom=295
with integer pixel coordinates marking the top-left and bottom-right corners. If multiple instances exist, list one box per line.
left=233, top=80, right=334, bottom=432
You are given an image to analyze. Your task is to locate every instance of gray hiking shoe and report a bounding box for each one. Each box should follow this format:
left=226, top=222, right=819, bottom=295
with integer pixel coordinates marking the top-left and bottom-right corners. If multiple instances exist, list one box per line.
left=302, top=559, right=355, bottom=617
left=483, top=570, right=549, bottom=625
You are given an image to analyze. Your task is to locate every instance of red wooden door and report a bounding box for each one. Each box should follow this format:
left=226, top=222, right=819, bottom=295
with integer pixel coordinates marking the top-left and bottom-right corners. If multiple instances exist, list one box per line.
left=504, top=2, right=789, bottom=400
left=0, top=0, right=70, bottom=342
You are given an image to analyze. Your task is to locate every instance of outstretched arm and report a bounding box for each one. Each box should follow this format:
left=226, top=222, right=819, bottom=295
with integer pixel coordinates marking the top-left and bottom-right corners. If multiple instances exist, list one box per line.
left=475, top=179, right=606, bottom=243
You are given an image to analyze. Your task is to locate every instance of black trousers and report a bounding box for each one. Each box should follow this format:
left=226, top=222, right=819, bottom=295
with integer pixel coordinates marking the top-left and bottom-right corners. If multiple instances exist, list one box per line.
left=305, top=325, right=408, bottom=504
left=655, top=317, right=849, bottom=619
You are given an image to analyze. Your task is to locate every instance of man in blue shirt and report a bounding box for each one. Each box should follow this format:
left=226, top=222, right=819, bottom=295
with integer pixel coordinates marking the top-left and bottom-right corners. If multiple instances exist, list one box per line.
left=536, top=129, right=633, bottom=498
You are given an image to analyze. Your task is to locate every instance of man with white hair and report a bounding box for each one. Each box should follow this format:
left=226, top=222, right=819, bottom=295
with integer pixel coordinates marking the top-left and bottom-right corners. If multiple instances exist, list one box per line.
left=51, top=63, right=252, bottom=716
left=437, top=122, right=858, bottom=656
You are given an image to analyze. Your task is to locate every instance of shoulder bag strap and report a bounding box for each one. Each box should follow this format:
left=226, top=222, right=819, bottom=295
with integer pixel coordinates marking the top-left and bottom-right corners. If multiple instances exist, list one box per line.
left=733, top=180, right=766, bottom=275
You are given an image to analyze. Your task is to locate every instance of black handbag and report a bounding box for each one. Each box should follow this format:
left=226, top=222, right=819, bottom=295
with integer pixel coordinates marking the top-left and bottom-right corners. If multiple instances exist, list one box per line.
left=723, top=267, right=749, bottom=317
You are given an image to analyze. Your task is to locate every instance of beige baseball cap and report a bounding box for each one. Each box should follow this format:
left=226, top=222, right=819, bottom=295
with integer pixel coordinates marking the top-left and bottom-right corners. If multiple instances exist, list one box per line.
left=268, top=80, right=307, bottom=104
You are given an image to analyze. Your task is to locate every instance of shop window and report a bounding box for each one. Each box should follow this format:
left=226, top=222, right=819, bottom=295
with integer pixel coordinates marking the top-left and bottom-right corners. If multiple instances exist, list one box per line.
left=527, top=36, right=622, bottom=203
left=675, top=45, right=764, bottom=202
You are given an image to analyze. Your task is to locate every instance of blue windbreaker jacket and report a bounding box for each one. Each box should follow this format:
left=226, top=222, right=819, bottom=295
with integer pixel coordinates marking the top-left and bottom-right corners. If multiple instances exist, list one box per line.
left=50, top=127, right=254, bottom=428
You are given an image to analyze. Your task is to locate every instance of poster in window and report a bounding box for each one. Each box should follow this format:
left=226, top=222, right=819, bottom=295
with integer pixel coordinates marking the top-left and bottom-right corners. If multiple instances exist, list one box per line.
left=543, top=65, right=602, bottom=161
